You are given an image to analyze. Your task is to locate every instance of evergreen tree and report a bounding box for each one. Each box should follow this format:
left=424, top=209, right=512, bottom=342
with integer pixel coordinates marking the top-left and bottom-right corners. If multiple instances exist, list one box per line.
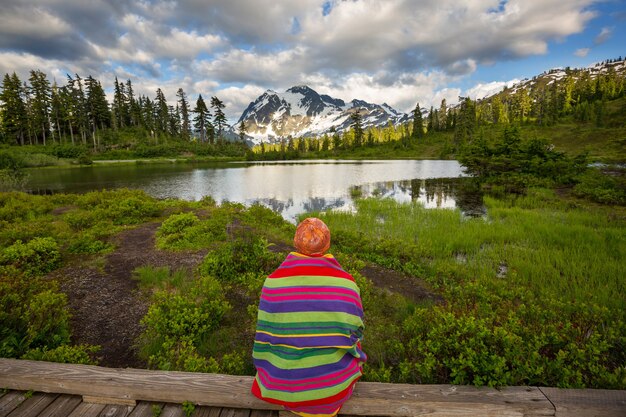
left=126, top=79, right=140, bottom=127
left=350, top=110, right=364, bottom=148
left=330, top=127, right=341, bottom=150
left=28, top=70, right=52, bottom=145
left=177, top=88, right=191, bottom=140
left=454, top=97, right=476, bottom=145
left=427, top=106, right=434, bottom=132
left=50, top=81, right=64, bottom=143
left=112, top=77, right=127, bottom=129
left=169, top=105, right=180, bottom=136
left=67, top=74, right=88, bottom=144
left=238, top=119, right=247, bottom=143
left=0, top=73, right=28, bottom=145
left=192, top=94, right=211, bottom=143
left=321, top=134, right=330, bottom=151
left=411, top=102, right=424, bottom=139
left=211, top=96, right=226, bottom=142
left=366, top=130, right=375, bottom=147
left=85, top=75, right=110, bottom=149
left=155, top=88, right=169, bottom=134
left=438, top=99, right=447, bottom=131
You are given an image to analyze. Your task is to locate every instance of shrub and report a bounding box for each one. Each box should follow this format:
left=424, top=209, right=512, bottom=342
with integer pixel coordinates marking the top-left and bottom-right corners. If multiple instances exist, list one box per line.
left=64, top=211, right=98, bottom=231
left=1, top=237, right=61, bottom=276
left=156, top=211, right=229, bottom=251
left=158, top=212, right=199, bottom=235
left=98, top=195, right=161, bottom=225
left=139, top=274, right=231, bottom=371
left=198, top=236, right=281, bottom=283
left=574, top=169, right=626, bottom=205
left=400, top=286, right=626, bottom=388
left=22, top=344, right=99, bottom=365
left=67, top=233, right=113, bottom=254
left=0, top=269, right=72, bottom=358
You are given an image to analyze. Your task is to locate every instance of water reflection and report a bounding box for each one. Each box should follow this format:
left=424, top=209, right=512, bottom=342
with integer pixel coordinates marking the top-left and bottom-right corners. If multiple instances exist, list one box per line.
left=25, top=160, right=484, bottom=222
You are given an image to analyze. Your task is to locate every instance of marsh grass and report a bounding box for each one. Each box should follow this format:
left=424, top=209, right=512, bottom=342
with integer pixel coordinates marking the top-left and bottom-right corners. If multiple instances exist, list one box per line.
left=310, top=192, right=625, bottom=387
left=318, top=193, right=624, bottom=311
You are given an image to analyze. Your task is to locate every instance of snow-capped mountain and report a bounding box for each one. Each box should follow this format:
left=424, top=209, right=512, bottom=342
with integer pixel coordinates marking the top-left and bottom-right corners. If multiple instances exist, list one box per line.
left=236, top=85, right=409, bottom=144
left=480, top=57, right=626, bottom=101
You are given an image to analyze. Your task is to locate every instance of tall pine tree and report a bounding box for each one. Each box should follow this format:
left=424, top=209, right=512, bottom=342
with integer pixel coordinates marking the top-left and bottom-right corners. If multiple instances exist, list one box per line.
left=411, top=102, right=424, bottom=139
left=211, top=96, right=226, bottom=143
left=193, top=94, right=211, bottom=143
left=0, top=73, right=28, bottom=145
left=177, top=88, right=191, bottom=140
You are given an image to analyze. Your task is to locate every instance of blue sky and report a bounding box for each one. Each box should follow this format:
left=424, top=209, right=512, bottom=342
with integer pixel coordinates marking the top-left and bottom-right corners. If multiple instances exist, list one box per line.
left=0, top=0, right=624, bottom=121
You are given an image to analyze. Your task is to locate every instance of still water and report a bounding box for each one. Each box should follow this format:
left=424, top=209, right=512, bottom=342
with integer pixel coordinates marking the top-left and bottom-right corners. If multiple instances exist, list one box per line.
left=26, top=160, right=482, bottom=222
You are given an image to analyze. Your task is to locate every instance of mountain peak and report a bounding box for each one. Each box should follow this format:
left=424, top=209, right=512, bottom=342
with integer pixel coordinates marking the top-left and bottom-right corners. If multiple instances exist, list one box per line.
left=238, top=85, right=409, bottom=144
left=287, top=85, right=315, bottom=94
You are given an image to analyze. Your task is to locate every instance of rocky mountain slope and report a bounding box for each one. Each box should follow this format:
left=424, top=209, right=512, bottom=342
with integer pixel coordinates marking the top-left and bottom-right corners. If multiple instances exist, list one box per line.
left=236, top=85, right=409, bottom=144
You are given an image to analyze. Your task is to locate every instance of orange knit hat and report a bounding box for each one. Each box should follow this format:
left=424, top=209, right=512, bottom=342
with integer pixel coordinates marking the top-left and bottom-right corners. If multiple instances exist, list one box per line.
left=294, top=217, right=331, bottom=256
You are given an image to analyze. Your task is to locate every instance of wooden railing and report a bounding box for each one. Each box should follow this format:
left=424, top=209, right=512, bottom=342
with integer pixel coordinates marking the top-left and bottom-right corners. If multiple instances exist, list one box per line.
left=1, top=359, right=624, bottom=416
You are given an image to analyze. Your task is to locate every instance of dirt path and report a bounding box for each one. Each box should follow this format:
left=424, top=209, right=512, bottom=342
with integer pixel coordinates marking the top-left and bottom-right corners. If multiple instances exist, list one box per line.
left=54, top=220, right=440, bottom=369
left=55, top=223, right=207, bottom=368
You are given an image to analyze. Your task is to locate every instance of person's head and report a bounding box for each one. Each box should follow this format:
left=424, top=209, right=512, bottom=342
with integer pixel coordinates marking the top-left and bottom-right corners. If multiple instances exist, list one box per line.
left=294, top=217, right=331, bottom=256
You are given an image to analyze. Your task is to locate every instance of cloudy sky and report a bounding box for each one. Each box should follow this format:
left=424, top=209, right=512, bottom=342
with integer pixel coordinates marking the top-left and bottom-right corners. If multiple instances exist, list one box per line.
left=1, top=0, right=624, bottom=121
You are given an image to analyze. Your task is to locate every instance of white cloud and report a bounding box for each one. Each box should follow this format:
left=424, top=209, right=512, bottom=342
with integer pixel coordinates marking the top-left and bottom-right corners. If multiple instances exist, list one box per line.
left=575, top=47, right=591, bottom=57
left=0, top=7, right=70, bottom=38
left=594, top=26, right=613, bottom=45
left=216, top=84, right=268, bottom=121
left=0, top=0, right=606, bottom=121
left=464, top=79, right=521, bottom=100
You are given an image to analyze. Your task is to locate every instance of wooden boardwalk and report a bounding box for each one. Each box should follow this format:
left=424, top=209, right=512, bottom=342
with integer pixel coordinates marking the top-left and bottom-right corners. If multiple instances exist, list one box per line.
left=0, top=390, right=275, bottom=417
left=1, top=359, right=625, bottom=417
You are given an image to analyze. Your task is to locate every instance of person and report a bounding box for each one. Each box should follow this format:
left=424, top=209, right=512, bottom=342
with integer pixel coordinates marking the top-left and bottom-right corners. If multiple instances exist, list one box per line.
left=251, top=217, right=367, bottom=417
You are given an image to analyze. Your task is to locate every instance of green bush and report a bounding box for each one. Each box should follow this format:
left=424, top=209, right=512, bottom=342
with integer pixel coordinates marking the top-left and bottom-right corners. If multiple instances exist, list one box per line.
left=0, top=150, right=25, bottom=170
left=139, top=274, right=231, bottom=371
left=0, top=269, right=72, bottom=358
left=64, top=211, right=98, bottom=231
left=198, top=236, right=281, bottom=282
left=0, top=192, right=53, bottom=222
left=1, top=237, right=61, bottom=276
left=574, top=169, right=626, bottom=205
left=159, top=212, right=199, bottom=235
left=156, top=211, right=230, bottom=251
left=22, top=344, right=99, bottom=365
left=400, top=290, right=625, bottom=388
left=67, top=233, right=113, bottom=254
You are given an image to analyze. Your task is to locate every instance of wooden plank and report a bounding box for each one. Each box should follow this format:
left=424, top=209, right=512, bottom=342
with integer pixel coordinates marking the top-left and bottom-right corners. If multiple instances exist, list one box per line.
left=0, top=359, right=564, bottom=416
left=7, top=392, right=58, bottom=417
left=192, top=407, right=221, bottom=417
left=230, top=408, right=250, bottom=417
left=83, top=396, right=136, bottom=406
left=219, top=409, right=235, bottom=417
left=38, top=394, right=82, bottom=417
left=160, top=404, right=184, bottom=417
left=539, top=387, right=626, bottom=417
left=249, top=410, right=275, bottom=417
left=97, top=404, right=134, bottom=417
left=67, top=403, right=107, bottom=417
left=127, top=402, right=162, bottom=417
left=0, top=392, right=27, bottom=417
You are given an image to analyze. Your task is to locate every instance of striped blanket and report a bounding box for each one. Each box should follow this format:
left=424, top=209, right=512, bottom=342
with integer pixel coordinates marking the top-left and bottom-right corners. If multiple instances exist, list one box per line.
left=252, top=252, right=367, bottom=417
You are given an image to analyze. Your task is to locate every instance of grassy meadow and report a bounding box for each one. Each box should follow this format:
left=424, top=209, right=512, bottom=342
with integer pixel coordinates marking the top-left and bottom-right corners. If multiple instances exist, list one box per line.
left=0, top=187, right=624, bottom=389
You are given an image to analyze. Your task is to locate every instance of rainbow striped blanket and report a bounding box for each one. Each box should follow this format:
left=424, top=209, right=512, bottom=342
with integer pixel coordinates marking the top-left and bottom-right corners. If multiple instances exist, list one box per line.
left=252, top=252, right=367, bottom=417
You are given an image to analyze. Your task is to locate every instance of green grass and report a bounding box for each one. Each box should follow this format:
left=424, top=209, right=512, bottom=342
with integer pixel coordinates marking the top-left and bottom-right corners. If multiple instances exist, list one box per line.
left=2, top=188, right=624, bottom=388
left=309, top=192, right=625, bottom=387
left=317, top=192, right=624, bottom=310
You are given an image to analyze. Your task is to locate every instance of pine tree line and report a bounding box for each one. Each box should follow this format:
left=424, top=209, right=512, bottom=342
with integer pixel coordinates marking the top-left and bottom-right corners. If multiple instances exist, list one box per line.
left=0, top=70, right=232, bottom=149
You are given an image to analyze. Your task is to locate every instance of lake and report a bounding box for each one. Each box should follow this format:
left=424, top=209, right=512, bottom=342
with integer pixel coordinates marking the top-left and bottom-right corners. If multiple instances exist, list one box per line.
left=25, top=159, right=482, bottom=222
